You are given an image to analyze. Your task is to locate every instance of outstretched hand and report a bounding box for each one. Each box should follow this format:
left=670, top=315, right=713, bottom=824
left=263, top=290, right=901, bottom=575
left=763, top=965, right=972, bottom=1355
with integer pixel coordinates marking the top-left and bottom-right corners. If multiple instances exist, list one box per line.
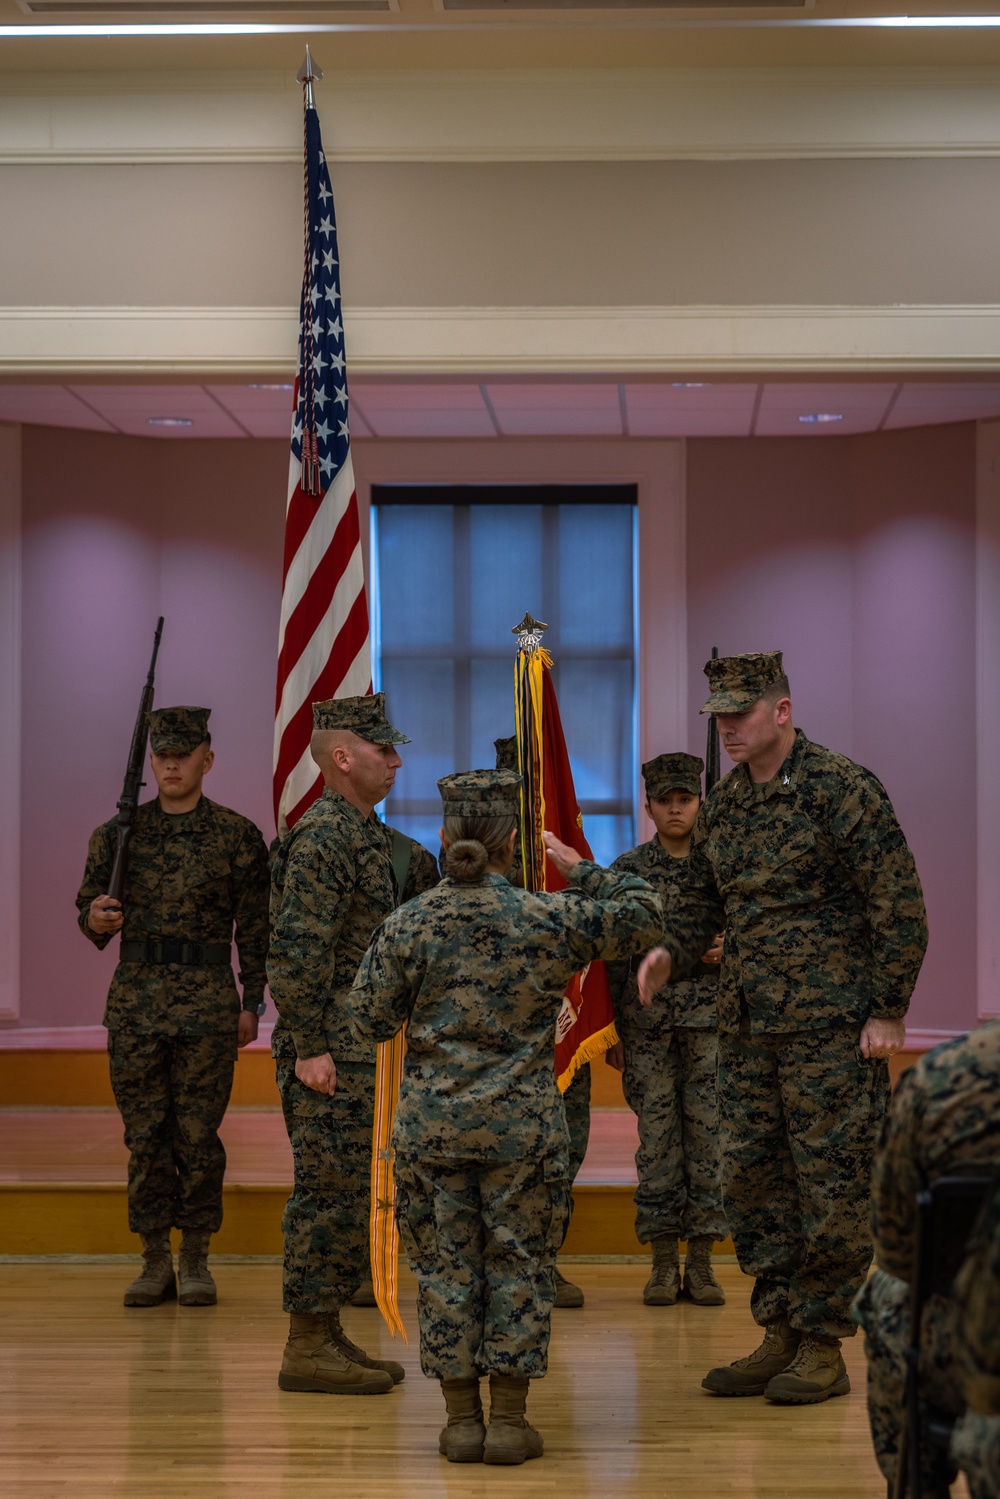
left=543, top=831, right=583, bottom=880
left=637, top=947, right=672, bottom=1006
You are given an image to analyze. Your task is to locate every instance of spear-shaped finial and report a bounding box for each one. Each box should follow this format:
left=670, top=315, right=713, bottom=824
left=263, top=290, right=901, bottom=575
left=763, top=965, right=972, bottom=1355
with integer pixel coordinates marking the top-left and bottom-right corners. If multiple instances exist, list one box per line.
left=297, top=46, right=324, bottom=109
left=512, top=612, right=548, bottom=653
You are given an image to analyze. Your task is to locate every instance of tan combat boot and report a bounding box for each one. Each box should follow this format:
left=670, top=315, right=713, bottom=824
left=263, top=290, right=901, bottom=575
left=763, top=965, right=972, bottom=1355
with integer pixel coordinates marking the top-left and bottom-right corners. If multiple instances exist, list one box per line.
left=764, top=1334, right=851, bottom=1405
left=702, top=1315, right=802, bottom=1395
left=682, top=1237, right=726, bottom=1307
left=123, top=1231, right=176, bottom=1307
left=439, top=1377, right=485, bottom=1463
left=483, top=1374, right=544, bottom=1466
left=553, top=1266, right=584, bottom=1308
left=326, top=1311, right=405, bottom=1384
left=178, top=1230, right=217, bottom=1307
left=278, top=1313, right=394, bottom=1394
left=643, top=1236, right=680, bottom=1306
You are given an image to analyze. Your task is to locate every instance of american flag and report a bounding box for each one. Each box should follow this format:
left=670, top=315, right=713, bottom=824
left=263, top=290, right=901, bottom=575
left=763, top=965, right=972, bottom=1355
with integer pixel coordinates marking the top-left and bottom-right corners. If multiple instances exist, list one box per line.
left=273, top=90, right=371, bottom=833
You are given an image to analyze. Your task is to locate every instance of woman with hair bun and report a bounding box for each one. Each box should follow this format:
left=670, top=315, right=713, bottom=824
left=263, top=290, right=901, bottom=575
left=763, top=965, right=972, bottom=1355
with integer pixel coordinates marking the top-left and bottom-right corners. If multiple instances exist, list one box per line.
left=348, top=769, right=661, bottom=1467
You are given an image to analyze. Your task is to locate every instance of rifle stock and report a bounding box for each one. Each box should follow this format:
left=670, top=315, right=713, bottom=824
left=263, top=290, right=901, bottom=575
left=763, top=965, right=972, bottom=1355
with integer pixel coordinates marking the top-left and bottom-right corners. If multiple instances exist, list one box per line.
left=107, top=617, right=164, bottom=903
left=705, top=645, right=721, bottom=794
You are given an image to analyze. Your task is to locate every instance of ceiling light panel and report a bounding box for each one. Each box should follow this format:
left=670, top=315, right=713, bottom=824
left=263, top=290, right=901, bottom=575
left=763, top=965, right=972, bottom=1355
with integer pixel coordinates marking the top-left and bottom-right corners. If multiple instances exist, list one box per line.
left=755, top=383, right=897, bottom=437
left=68, top=384, right=246, bottom=437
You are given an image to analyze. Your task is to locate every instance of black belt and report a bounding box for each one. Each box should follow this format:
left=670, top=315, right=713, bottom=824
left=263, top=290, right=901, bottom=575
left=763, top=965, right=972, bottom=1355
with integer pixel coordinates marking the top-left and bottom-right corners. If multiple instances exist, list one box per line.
left=119, top=939, right=231, bottom=967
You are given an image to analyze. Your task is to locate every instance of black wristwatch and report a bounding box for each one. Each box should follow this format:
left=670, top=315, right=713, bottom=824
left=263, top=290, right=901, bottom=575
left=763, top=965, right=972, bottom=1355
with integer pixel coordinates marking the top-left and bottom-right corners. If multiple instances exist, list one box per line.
left=243, top=1001, right=266, bottom=1017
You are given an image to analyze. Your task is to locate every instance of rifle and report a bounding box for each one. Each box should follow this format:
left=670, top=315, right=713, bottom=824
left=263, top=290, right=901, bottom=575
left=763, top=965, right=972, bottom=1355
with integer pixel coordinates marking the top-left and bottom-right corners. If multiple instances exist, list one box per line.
left=106, top=617, right=164, bottom=905
left=705, top=645, right=721, bottom=794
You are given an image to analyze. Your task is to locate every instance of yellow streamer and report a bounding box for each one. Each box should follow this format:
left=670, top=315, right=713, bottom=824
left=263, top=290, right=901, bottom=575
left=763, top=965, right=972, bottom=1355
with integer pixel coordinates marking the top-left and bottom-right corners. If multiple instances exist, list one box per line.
left=369, top=1026, right=408, bottom=1341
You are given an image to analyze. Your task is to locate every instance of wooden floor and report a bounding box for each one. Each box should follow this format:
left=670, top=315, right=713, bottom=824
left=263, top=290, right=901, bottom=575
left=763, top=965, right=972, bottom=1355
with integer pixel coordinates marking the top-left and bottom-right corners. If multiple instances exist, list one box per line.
left=1, top=1260, right=965, bottom=1499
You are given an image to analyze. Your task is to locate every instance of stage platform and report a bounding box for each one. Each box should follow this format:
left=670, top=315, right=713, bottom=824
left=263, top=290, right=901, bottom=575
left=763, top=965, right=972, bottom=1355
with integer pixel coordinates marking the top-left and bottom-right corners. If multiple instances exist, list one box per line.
left=1, top=1260, right=968, bottom=1499
left=0, top=1028, right=923, bottom=1258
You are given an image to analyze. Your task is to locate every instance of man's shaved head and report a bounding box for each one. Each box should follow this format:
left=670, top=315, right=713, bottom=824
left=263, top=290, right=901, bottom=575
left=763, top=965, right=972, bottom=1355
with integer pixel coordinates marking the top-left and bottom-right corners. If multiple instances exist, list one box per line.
left=310, top=728, right=357, bottom=772
left=310, top=728, right=403, bottom=816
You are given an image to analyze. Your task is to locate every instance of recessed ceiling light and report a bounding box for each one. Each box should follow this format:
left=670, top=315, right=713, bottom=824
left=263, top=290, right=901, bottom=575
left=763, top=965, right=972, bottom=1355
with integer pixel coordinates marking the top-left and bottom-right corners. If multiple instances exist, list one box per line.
left=147, top=417, right=193, bottom=427
left=798, top=413, right=844, bottom=425
left=247, top=384, right=294, bottom=391
left=671, top=382, right=711, bottom=389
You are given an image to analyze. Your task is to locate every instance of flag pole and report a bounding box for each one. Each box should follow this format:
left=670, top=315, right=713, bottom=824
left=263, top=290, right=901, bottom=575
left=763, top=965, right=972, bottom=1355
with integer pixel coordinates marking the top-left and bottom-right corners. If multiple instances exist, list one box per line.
left=512, top=612, right=549, bottom=894
left=296, top=44, right=323, bottom=105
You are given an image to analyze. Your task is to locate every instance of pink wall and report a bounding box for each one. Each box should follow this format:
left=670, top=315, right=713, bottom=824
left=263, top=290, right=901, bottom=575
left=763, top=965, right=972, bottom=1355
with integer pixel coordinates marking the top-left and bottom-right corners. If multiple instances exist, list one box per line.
left=19, top=426, right=286, bottom=1030
left=10, top=420, right=980, bottom=1034
left=686, top=424, right=978, bottom=1033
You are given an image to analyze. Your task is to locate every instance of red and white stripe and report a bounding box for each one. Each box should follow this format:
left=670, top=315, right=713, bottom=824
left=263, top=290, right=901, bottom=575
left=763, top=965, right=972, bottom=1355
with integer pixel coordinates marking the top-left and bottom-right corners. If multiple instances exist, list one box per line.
left=272, top=431, right=370, bottom=834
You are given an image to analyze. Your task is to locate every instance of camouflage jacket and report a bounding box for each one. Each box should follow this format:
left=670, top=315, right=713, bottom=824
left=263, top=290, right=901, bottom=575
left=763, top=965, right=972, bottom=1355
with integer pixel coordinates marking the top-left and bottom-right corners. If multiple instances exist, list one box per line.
left=607, top=837, right=719, bottom=1033
left=662, top=730, right=928, bottom=1034
left=348, top=860, right=662, bottom=1163
left=76, top=795, right=270, bottom=1036
left=269, top=787, right=396, bottom=1065
left=871, top=1020, right=1000, bottom=1283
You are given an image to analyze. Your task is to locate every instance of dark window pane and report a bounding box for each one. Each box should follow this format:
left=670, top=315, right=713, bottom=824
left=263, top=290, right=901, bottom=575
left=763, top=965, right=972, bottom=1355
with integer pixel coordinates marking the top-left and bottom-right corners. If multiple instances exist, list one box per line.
left=556, top=658, right=634, bottom=802
left=557, top=506, right=635, bottom=649
left=468, top=506, right=543, bottom=648
left=378, top=506, right=454, bottom=647
left=381, top=659, right=455, bottom=820
left=580, top=815, right=635, bottom=869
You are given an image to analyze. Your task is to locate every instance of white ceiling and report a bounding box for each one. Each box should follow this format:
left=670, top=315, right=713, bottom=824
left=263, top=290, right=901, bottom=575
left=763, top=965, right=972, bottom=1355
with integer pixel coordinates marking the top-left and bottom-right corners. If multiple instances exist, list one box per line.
left=5, top=379, right=1000, bottom=440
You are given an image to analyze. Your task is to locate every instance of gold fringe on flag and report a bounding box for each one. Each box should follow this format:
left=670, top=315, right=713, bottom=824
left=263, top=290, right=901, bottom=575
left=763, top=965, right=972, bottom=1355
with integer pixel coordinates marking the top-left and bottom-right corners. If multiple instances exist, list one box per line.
left=369, top=1027, right=408, bottom=1341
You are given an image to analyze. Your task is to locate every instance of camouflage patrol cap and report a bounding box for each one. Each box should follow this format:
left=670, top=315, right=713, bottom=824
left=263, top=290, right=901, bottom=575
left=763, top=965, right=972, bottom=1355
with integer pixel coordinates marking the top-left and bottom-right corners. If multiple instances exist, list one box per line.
left=312, top=691, right=410, bottom=744
left=642, top=752, right=704, bottom=800
left=494, top=736, right=519, bottom=773
left=438, top=770, right=522, bottom=819
left=147, top=706, right=211, bottom=754
left=701, top=651, right=786, bottom=714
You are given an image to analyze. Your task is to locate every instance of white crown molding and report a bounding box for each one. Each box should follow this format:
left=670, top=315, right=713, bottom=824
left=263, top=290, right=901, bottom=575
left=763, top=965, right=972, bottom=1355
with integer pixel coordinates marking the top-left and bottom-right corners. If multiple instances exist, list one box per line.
left=7, top=66, right=1000, bottom=164
left=6, top=303, right=1000, bottom=377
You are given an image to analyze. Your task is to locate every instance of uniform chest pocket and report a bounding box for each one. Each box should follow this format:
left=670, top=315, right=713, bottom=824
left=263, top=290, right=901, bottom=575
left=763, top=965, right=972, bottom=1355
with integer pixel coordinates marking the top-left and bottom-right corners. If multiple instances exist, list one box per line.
left=177, top=851, right=232, bottom=896
left=757, top=825, right=816, bottom=874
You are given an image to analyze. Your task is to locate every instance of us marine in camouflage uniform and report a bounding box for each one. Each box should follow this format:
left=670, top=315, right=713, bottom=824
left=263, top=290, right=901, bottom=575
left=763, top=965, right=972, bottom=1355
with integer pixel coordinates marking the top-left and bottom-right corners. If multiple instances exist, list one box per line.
left=953, top=1179, right=1000, bottom=1499
left=608, top=751, right=726, bottom=1308
left=495, top=733, right=588, bottom=1311
left=349, top=769, right=662, bottom=1465
left=639, top=652, right=927, bottom=1405
left=852, top=1020, right=1000, bottom=1495
left=76, top=706, right=269, bottom=1308
left=268, top=692, right=410, bottom=1397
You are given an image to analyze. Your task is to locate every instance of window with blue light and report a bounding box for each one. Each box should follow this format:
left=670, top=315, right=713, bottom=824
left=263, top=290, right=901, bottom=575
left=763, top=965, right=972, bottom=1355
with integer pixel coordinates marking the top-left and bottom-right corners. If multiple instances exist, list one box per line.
left=371, top=485, right=637, bottom=868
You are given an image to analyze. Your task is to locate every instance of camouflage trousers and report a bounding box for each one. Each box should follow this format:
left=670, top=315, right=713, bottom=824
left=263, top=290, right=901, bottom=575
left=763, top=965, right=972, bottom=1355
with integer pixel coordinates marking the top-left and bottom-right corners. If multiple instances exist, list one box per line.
left=108, top=1028, right=236, bottom=1235
left=853, top=1269, right=961, bottom=1489
left=953, top=1411, right=1000, bottom=1499
left=718, top=1022, right=889, bottom=1339
left=620, top=1023, right=726, bottom=1244
left=395, top=1153, right=571, bottom=1381
left=277, top=1059, right=374, bottom=1315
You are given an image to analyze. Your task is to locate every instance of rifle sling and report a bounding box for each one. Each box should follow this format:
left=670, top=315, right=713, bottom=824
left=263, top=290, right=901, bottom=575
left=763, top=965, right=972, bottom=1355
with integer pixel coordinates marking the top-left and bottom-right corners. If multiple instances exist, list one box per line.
left=390, top=828, right=413, bottom=907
